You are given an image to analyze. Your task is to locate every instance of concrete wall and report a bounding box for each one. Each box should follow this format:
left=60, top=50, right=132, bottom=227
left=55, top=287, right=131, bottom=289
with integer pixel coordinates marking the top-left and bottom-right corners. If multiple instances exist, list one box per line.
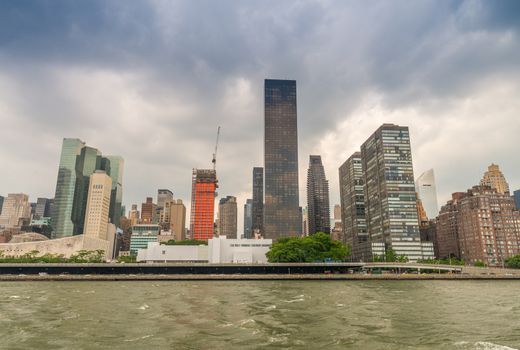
left=208, top=237, right=272, bottom=263
left=137, top=242, right=208, bottom=262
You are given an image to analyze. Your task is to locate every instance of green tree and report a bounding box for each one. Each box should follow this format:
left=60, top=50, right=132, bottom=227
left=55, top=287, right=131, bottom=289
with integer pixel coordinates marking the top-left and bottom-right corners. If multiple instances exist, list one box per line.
left=266, top=232, right=350, bottom=263
left=161, top=239, right=208, bottom=246
left=474, top=260, right=486, bottom=267
left=505, top=255, right=520, bottom=269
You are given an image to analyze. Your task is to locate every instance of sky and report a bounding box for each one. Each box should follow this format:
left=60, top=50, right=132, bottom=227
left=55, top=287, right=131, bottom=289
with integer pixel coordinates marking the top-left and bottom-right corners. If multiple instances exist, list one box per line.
left=1, top=0, right=519, bottom=233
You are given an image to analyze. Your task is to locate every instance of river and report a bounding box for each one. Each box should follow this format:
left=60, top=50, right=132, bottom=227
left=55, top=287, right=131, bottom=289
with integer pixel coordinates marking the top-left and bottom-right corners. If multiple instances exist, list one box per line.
left=0, top=280, right=519, bottom=349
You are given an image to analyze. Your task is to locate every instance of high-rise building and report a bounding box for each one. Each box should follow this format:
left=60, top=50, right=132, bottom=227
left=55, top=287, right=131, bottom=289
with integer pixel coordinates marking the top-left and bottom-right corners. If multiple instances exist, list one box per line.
left=218, top=196, right=237, bottom=239
left=0, top=193, right=31, bottom=229
left=252, top=167, right=264, bottom=236
left=302, top=207, right=309, bottom=236
left=105, top=156, right=124, bottom=228
left=190, top=169, right=218, bottom=241
left=480, top=163, right=510, bottom=195
left=0, top=195, right=4, bottom=216
left=361, top=124, right=432, bottom=261
left=339, top=152, right=370, bottom=261
left=128, top=204, right=140, bottom=226
left=34, top=198, right=52, bottom=219
left=51, top=138, right=123, bottom=238
left=244, top=199, right=253, bottom=239
left=436, top=186, right=520, bottom=266
left=514, top=190, right=520, bottom=210
left=264, top=79, right=300, bottom=239
left=83, top=171, right=112, bottom=240
left=333, top=204, right=341, bottom=221
left=169, top=199, right=186, bottom=241
left=306, top=155, right=330, bottom=234
left=415, top=169, right=439, bottom=220
left=141, top=197, right=156, bottom=224
left=157, top=189, right=174, bottom=210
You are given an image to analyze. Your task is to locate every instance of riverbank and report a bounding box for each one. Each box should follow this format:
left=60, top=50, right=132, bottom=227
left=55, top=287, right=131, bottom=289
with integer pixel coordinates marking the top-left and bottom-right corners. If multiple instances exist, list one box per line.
left=2, top=273, right=520, bottom=281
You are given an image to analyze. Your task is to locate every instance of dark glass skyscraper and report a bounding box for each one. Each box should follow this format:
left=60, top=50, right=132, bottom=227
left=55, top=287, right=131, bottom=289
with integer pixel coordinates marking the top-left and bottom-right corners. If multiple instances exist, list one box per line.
left=306, top=155, right=330, bottom=234
left=243, top=198, right=253, bottom=239
left=264, top=79, right=300, bottom=239
left=252, top=167, right=264, bottom=235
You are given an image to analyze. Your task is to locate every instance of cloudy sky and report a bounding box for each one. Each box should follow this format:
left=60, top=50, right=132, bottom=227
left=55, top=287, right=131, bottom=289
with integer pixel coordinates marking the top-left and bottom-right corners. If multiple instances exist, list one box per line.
left=1, top=0, right=519, bottom=231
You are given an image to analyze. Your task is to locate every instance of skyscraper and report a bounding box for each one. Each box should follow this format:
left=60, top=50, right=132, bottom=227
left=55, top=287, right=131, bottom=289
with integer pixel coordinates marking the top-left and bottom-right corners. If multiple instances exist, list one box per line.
left=105, top=156, right=124, bottom=227
left=339, top=152, right=370, bottom=261
left=0, top=193, right=31, bottom=229
left=190, top=169, right=218, bottom=241
left=218, top=196, right=237, bottom=239
left=252, top=167, right=264, bottom=236
left=34, top=198, right=52, bottom=219
left=169, top=199, right=186, bottom=241
left=480, top=163, right=510, bottom=195
left=416, top=169, right=439, bottom=220
left=157, top=189, right=174, bottom=210
left=361, top=124, right=432, bottom=260
left=244, top=199, right=253, bottom=239
left=514, top=189, right=520, bottom=210
left=83, top=171, right=112, bottom=240
left=306, top=155, right=330, bottom=234
left=264, top=79, right=300, bottom=239
left=141, top=197, right=155, bottom=224
left=0, top=195, right=4, bottom=216
left=128, top=204, right=140, bottom=226
left=51, top=138, right=123, bottom=238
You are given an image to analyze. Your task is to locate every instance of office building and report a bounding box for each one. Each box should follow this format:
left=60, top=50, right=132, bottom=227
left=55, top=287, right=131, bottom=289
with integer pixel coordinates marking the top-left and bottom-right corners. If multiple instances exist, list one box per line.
left=83, top=171, right=112, bottom=240
left=128, top=204, right=140, bottom=226
left=129, top=224, right=161, bottom=255
left=361, top=124, right=431, bottom=261
left=436, top=186, right=520, bottom=266
left=339, top=152, right=370, bottom=261
left=306, top=155, right=330, bottom=234
left=244, top=199, right=253, bottom=239
left=514, top=190, right=520, bottom=210
left=218, top=196, right=237, bottom=239
left=0, top=195, right=4, bottom=216
left=252, top=167, right=264, bottom=236
left=0, top=193, right=31, bottom=229
left=51, top=138, right=123, bottom=238
left=105, top=156, right=124, bottom=227
left=415, top=169, right=439, bottom=220
left=480, top=163, right=510, bottom=195
left=157, top=189, right=174, bottom=210
left=264, top=79, right=300, bottom=239
left=34, top=198, right=52, bottom=219
left=190, top=169, right=218, bottom=240
left=169, top=199, right=186, bottom=241
left=141, top=197, right=156, bottom=224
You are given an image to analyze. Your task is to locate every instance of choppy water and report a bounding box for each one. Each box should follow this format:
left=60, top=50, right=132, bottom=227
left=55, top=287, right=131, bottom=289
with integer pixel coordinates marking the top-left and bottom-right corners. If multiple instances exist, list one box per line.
left=0, top=280, right=519, bottom=349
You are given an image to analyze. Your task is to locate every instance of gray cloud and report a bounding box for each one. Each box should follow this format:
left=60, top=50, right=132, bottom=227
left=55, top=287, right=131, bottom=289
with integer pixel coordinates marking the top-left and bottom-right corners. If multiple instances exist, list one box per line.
left=1, top=0, right=519, bottom=231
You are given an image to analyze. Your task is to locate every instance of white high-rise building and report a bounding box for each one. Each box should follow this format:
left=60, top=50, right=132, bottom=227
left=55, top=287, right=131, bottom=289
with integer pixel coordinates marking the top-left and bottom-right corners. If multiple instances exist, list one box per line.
left=415, top=169, right=439, bottom=220
left=84, top=171, right=112, bottom=240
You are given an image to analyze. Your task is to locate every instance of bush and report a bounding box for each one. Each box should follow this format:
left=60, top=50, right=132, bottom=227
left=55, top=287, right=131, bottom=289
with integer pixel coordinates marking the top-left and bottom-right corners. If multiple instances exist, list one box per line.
left=474, top=260, right=486, bottom=267
left=505, top=255, right=520, bottom=269
left=161, top=239, right=208, bottom=246
left=266, top=232, right=350, bottom=263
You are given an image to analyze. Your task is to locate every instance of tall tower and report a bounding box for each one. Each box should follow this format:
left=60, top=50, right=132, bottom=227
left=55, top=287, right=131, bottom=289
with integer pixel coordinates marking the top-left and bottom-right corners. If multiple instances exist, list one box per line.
left=251, top=167, right=264, bottom=236
left=218, top=196, right=237, bottom=239
left=83, top=171, right=112, bottom=240
left=263, top=79, right=299, bottom=239
left=243, top=199, right=253, bottom=239
left=105, top=156, right=124, bottom=227
left=306, top=155, right=330, bottom=234
left=190, top=169, right=218, bottom=240
left=140, top=197, right=155, bottom=224
left=339, top=152, right=370, bottom=261
left=480, top=163, right=510, bottom=195
left=0, top=193, right=31, bottom=229
left=361, top=124, right=423, bottom=260
left=415, top=169, right=439, bottom=220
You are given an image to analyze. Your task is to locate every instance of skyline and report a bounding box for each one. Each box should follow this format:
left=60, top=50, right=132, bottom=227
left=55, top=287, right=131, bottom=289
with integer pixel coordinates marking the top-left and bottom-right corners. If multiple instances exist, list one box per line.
left=1, top=1, right=520, bottom=231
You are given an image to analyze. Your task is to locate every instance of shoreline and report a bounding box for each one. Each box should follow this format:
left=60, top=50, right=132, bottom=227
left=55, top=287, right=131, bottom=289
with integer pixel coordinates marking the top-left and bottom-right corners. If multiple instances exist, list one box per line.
left=2, top=273, right=520, bottom=281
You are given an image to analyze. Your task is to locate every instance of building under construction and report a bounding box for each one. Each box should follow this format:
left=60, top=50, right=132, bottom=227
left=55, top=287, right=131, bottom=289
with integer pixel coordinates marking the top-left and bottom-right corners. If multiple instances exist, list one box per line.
left=190, top=169, right=218, bottom=241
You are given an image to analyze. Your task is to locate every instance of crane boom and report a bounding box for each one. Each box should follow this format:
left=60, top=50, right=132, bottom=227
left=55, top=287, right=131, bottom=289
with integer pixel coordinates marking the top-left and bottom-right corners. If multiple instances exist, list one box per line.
left=212, top=126, right=220, bottom=170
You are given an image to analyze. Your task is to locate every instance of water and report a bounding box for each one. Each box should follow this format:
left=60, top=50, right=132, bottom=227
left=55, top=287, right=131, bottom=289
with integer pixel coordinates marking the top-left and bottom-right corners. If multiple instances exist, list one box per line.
left=0, top=280, right=519, bottom=349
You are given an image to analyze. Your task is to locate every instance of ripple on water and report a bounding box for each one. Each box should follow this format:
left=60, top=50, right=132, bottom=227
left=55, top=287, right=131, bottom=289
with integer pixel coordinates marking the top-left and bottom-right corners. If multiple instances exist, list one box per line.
left=455, top=341, right=519, bottom=350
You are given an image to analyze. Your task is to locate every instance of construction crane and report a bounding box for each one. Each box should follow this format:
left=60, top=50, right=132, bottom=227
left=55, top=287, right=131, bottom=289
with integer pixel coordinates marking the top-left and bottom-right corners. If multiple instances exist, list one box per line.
left=212, top=126, right=220, bottom=171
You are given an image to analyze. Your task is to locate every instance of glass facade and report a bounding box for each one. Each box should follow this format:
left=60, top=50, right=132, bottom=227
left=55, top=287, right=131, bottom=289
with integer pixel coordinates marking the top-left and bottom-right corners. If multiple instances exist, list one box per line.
left=243, top=198, right=253, bottom=239
left=264, top=79, right=300, bottom=239
left=361, top=124, right=421, bottom=257
left=190, top=169, right=218, bottom=240
left=251, top=167, right=264, bottom=235
left=416, top=169, right=439, bottom=220
left=306, top=155, right=330, bottom=234
left=51, top=138, right=124, bottom=238
left=339, top=152, right=370, bottom=261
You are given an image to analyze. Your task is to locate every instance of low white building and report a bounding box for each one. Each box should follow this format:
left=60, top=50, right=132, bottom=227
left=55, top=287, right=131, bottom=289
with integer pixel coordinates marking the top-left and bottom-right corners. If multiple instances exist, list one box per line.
left=137, top=242, right=208, bottom=263
left=208, top=236, right=272, bottom=264
left=136, top=236, right=273, bottom=264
